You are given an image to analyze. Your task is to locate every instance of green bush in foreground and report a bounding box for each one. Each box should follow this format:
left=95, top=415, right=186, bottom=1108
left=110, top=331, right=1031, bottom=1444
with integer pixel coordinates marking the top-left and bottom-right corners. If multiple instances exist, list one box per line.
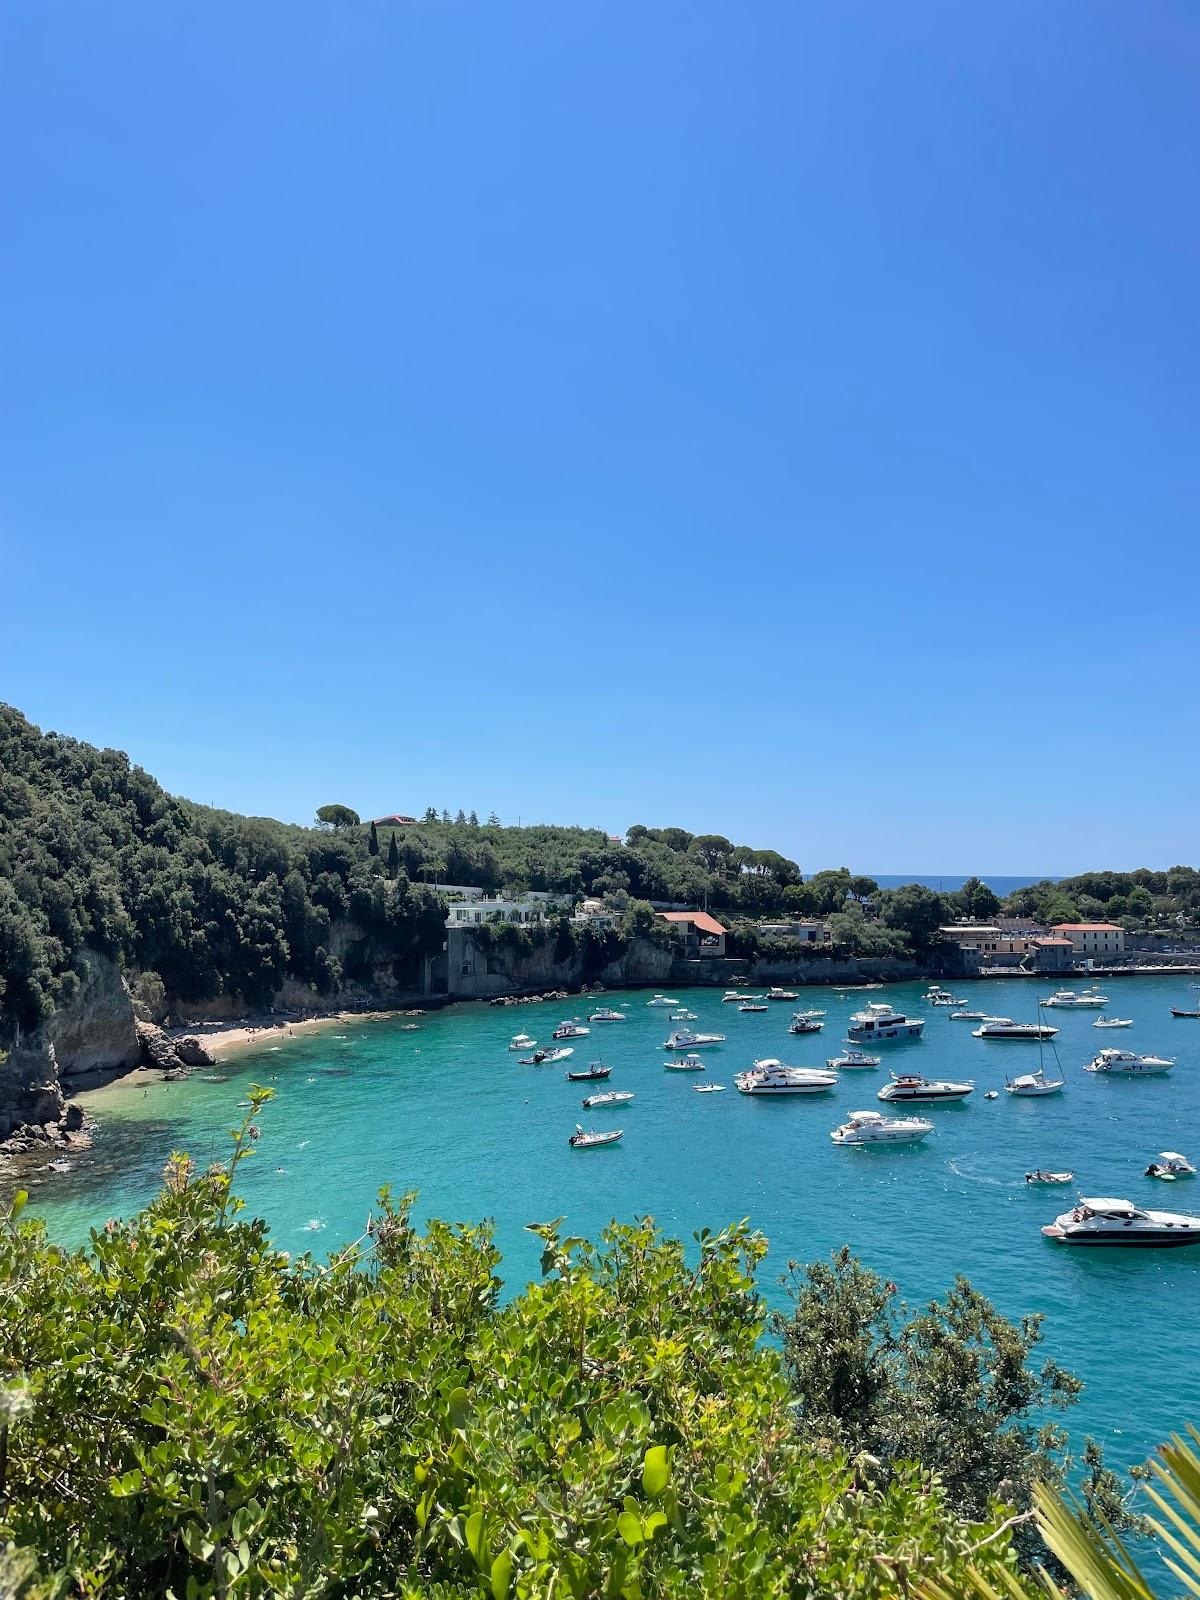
left=2, top=1097, right=1044, bottom=1599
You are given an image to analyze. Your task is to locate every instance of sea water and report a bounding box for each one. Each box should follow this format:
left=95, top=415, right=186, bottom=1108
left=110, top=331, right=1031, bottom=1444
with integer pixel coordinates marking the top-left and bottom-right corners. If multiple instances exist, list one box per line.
left=28, top=975, right=1200, bottom=1477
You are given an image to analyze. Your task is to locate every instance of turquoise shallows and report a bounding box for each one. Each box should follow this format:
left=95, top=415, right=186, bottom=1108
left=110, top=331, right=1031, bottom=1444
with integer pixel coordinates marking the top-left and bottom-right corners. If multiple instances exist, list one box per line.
left=31, top=974, right=1200, bottom=1470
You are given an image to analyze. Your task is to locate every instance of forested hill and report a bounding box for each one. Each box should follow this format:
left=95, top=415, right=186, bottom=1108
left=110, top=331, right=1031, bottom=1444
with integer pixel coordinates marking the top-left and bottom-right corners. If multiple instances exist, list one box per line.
left=2, top=702, right=1197, bottom=1043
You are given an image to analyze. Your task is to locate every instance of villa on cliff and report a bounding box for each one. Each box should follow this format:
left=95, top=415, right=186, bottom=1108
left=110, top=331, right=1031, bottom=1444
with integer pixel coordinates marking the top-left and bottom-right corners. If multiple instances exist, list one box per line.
left=655, top=910, right=728, bottom=958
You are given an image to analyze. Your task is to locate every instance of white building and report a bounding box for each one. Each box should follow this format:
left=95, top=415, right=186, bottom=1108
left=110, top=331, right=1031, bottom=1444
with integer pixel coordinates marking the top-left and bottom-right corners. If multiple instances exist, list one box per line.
left=571, top=897, right=621, bottom=929
left=757, top=920, right=831, bottom=943
left=445, top=894, right=552, bottom=928
left=1052, top=922, right=1126, bottom=958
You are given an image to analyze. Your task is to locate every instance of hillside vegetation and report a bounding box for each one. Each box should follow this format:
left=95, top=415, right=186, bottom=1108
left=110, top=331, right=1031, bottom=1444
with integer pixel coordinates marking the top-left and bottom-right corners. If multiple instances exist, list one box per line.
left=2, top=702, right=1197, bottom=1045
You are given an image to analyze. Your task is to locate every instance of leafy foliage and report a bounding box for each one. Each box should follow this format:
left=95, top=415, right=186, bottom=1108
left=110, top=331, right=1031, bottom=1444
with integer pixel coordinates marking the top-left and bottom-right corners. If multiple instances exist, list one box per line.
left=0, top=1116, right=1040, bottom=1598
left=774, top=1247, right=1137, bottom=1572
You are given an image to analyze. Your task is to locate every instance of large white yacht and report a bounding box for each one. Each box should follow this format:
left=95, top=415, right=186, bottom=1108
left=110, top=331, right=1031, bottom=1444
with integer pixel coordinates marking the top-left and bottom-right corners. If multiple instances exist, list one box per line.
left=734, top=1059, right=838, bottom=1095
left=645, top=994, right=680, bottom=1008
left=877, top=1073, right=974, bottom=1104
left=831, top=1109, right=933, bottom=1146
left=1085, top=1048, right=1174, bottom=1075
left=972, top=1017, right=1059, bottom=1040
left=767, top=987, right=798, bottom=1001
left=1043, top=1197, right=1200, bottom=1247
left=1041, top=989, right=1108, bottom=1009
left=587, top=1007, right=626, bottom=1023
left=663, top=1027, right=725, bottom=1051
left=846, top=1003, right=925, bottom=1043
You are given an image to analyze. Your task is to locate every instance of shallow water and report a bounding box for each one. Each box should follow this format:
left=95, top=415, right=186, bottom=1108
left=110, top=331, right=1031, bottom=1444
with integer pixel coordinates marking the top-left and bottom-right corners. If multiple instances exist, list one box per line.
left=30, top=975, right=1200, bottom=1477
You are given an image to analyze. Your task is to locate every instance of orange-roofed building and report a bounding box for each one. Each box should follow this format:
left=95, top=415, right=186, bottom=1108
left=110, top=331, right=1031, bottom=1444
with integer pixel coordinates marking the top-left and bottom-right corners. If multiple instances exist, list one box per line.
left=657, top=909, right=727, bottom=957
left=1051, top=922, right=1126, bottom=958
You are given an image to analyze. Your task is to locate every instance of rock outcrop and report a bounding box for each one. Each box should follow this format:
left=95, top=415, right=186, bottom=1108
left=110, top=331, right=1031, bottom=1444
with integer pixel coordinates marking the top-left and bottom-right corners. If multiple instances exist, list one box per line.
left=173, top=1036, right=216, bottom=1067
left=46, top=952, right=140, bottom=1079
left=0, top=1042, right=66, bottom=1140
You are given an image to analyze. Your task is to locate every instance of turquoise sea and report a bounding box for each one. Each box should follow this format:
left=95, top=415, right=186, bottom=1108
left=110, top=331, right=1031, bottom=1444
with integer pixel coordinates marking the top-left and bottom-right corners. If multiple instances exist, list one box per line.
left=30, top=975, right=1200, bottom=1477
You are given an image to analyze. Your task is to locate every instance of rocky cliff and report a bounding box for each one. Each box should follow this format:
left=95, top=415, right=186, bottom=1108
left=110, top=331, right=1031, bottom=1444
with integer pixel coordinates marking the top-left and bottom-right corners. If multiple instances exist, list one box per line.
left=47, top=951, right=141, bottom=1079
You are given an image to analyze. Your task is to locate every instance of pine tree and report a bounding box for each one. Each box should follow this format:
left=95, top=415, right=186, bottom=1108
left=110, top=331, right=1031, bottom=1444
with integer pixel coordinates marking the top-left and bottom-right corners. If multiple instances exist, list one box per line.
left=441, top=809, right=451, bottom=824
left=455, top=809, right=467, bottom=826
left=423, top=807, right=438, bottom=824
left=487, top=810, right=500, bottom=827
left=387, top=831, right=399, bottom=873
left=368, top=820, right=380, bottom=857
left=468, top=810, right=479, bottom=827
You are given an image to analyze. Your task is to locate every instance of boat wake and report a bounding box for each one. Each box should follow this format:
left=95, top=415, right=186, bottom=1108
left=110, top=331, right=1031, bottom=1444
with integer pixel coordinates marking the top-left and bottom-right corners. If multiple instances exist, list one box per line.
left=946, top=1158, right=1012, bottom=1190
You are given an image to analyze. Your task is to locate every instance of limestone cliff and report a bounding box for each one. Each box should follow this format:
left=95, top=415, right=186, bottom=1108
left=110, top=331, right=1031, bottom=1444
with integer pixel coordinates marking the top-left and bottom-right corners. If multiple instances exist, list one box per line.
left=0, top=1043, right=65, bottom=1139
left=47, top=952, right=140, bottom=1079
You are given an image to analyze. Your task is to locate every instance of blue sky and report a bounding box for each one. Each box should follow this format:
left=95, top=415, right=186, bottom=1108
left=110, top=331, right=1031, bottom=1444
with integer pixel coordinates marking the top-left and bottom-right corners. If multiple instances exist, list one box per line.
left=2, top=0, right=1196, bottom=875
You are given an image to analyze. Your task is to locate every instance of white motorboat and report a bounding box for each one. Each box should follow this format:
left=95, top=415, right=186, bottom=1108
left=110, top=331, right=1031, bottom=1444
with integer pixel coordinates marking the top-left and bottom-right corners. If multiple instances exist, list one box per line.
left=826, top=1050, right=881, bottom=1070
left=646, top=994, right=680, bottom=1008
left=1085, top=1049, right=1174, bottom=1076
left=1026, top=1170, right=1073, bottom=1185
left=735, top=1059, right=838, bottom=1095
left=788, top=1015, right=824, bottom=1034
left=972, top=1017, right=1059, bottom=1040
left=519, top=1046, right=574, bottom=1065
left=693, top=1083, right=726, bottom=1093
left=831, top=1109, right=933, bottom=1146
left=792, top=1007, right=826, bottom=1019
left=664, top=1054, right=707, bottom=1072
left=669, top=1009, right=698, bottom=1021
left=587, top=1007, right=626, bottom=1023
left=949, top=1010, right=990, bottom=1021
left=927, top=987, right=966, bottom=1006
left=1005, top=1070, right=1065, bottom=1097
left=568, top=1126, right=624, bottom=1149
left=722, top=990, right=753, bottom=1002
left=582, top=1090, right=635, bottom=1108
left=1146, top=1151, right=1197, bottom=1179
left=553, top=1021, right=590, bottom=1040
left=1043, top=1197, right=1200, bottom=1247
left=663, top=1028, right=725, bottom=1051
left=767, top=987, right=798, bottom=1001
left=846, top=1003, right=925, bottom=1043
left=877, top=1073, right=974, bottom=1104
left=1041, top=989, right=1108, bottom=1009
left=1093, top=1015, right=1133, bottom=1029
left=738, top=1001, right=769, bottom=1013
left=509, top=1033, right=537, bottom=1052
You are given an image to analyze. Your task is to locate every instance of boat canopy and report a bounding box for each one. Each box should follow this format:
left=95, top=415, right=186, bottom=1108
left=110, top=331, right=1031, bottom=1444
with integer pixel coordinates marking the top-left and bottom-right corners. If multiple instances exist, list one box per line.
left=1161, top=1152, right=1189, bottom=1163
left=1081, top=1198, right=1139, bottom=1214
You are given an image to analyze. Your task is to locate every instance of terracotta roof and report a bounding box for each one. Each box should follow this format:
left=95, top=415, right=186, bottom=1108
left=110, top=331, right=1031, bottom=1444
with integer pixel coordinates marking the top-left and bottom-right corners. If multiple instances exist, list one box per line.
left=657, top=910, right=728, bottom=936
left=373, top=814, right=418, bottom=827
left=1051, top=923, right=1124, bottom=933
left=1033, top=938, right=1075, bottom=947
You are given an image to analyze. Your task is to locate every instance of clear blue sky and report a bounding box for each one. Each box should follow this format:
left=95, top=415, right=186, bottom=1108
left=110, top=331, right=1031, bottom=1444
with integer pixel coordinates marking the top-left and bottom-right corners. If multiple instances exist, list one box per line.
left=2, top=1, right=1196, bottom=875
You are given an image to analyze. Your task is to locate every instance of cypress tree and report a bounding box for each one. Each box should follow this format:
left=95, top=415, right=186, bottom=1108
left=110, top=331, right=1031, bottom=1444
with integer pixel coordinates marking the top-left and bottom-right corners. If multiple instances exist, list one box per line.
left=368, top=820, right=380, bottom=856
left=387, top=831, right=399, bottom=873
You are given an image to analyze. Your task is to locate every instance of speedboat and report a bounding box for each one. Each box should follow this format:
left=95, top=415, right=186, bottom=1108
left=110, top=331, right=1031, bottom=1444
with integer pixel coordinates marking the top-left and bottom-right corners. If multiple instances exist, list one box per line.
left=972, top=1017, right=1059, bottom=1040
left=645, top=995, right=679, bottom=1008
left=520, top=1046, right=574, bottom=1065
left=1043, top=1197, right=1200, bottom=1247
left=846, top=1003, right=925, bottom=1043
left=509, top=1033, right=537, bottom=1052
left=788, top=1014, right=824, bottom=1035
left=1026, top=1170, right=1073, bottom=1184
left=663, top=1028, right=725, bottom=1050
left=664, top=1054, right=706, bottom=1072
left=1085, top=1049, right=1174, bottom=1075
left=566, top=1062, right=611, bottom=1082
left=950, top=1010, right=990, bottom=1021
left=767, top=987, right=798, bottom=1001
left=669, top=1009, right=698, bottom=1021
left=722, top=990, right=754, bottom=1003
left=1005, top=1070, right=1065, bottom=1097
left=826, top=1050, right=882, bottom=1070
left=927, top=987, right=966, bottom=1006
left=1041, top=989, right=1107, bottom=1009
left=877, top=1073, right=973, bottom=1104
left=792, top=1007, right=826, bottom=1019
left=568, top=1126, right=623, bottom=1149
left=738, top=1001, right=769, bottom=1013
left=582, top=1089, right=635, bottom=1108
left=735, top=1060, right=838, bottom=1095
left=1146, top=1152, right=1197, bottom=1179
left=1093, top=1015, right=1133, bottom=1029
left=831, top=1109, right=933, bottom=1145
left=693, top=1083, right=726, bottom=1093
left=1170, top=1006, right=1200, bottom=1018
left=587, top=1007, right=626, bottom=1023
left=553, top=1021, right=590, bottom=1040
